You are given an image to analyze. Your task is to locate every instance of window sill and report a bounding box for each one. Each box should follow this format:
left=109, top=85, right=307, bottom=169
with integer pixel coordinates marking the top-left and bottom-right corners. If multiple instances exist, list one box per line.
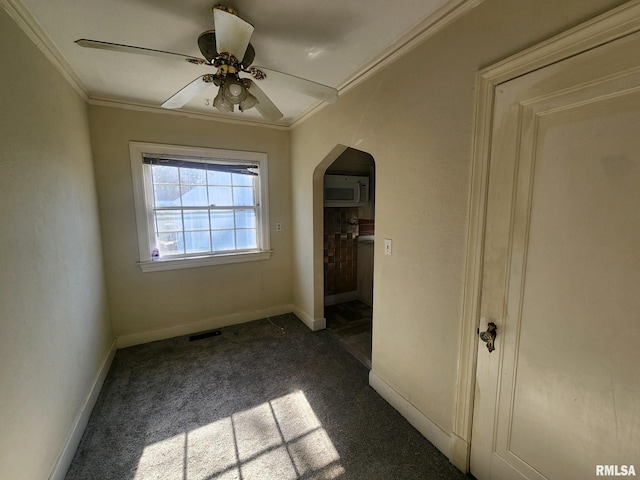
left=138, top=250, right=272, bottom=272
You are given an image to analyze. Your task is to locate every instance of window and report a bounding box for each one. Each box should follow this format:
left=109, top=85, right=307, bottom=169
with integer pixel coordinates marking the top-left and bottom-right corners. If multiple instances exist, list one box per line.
left=130, top=142, right=271, bottom=272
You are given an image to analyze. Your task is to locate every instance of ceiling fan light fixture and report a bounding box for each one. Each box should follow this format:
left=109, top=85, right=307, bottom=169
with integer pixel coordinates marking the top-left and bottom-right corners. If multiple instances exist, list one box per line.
left=213, top=86, right=234, bottom=113
left=239, top=91, right=258, bottom=112
left=222, top=75, right=248, bottom=104
left=228, top=83, right=244, bottom=97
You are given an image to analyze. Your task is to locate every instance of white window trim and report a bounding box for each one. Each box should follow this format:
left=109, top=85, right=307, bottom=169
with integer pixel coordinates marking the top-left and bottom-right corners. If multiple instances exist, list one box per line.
left=129, top=141, right=271, bottom=272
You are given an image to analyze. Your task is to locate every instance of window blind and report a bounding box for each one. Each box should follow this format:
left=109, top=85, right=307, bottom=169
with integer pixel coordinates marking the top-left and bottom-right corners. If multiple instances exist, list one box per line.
left=143, top=155, right=259, bottom=176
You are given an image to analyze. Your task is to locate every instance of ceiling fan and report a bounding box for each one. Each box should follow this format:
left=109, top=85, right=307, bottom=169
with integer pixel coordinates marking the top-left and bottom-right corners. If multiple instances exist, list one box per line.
left=75, top=4, right=338, bottom=121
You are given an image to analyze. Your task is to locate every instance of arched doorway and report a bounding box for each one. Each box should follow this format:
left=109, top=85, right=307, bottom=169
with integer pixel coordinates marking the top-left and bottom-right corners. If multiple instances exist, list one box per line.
left=321, top=147, right=376, bottom=368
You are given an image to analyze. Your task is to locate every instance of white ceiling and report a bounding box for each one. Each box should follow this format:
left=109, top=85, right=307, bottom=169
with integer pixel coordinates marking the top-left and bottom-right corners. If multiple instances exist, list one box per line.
left=12, top=0, right=470, bottom=125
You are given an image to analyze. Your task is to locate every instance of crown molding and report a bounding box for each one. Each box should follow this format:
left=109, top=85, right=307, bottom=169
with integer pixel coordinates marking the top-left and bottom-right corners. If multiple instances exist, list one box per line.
left=87, top=96, right=290, bottom=131
left=1, top=0, right=88, bottom=101
left=289, top=99, right=330, bottom=128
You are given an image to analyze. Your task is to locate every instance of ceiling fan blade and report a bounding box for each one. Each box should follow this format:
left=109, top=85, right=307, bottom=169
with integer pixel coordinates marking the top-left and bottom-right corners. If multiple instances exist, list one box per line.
left=213, top=8, right=254, bottom=60
left=161, top=75, right=214, bottom=109
left=247, top=80, right=283, bottom=122
left=75, top=39, right=206, bottom=65
left=253, top=67, right=338, bottom=104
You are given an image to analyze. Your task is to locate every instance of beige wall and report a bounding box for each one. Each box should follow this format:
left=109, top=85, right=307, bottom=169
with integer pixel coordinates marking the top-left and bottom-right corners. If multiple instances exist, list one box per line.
left=89, top=107, right=293, bottom=344
left=290, top=0, right=626, bottom=444
left=0, top=8, right=113, bottom=479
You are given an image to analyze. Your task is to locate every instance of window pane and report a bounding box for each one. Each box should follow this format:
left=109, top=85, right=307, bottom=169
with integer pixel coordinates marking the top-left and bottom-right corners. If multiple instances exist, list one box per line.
left=181, top=186, right=208, bottom=206
left=212, top=230, right=235, bottom=251
left=184, top=231, right=211, bottom=254
left=235, top=209, right=256, bottom=229
left=208, top=170, right=231, bottom=185
left=180, top=167, right=206, bottom=185
left=158, top=232, right=184, bottom=255
left=236, top=229, right=257, bottom=249
left=154, top=185, right=181, bottom=207
left=183, top=210, right=209, bottom=231
left=233, top=186, right=254, bottom=206
left=208, top=186, right=232, bottom=206
left=152, top=165, right=179, bottom=184
left=155, top=211, right=183, bottom=232
left=137, top=147, right=267, bottom=264
left=210, top=210, right=235, bottom=230
left=232, top=173, right=253, bottom=186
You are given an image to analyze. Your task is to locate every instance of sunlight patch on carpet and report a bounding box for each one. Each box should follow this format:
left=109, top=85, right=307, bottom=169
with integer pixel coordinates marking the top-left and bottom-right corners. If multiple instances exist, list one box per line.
left=133, top=390, right=344, bottom=480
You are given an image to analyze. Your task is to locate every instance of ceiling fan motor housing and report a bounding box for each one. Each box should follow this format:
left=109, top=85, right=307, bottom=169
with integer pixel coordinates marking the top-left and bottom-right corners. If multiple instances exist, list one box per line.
left=197, top=30, right=255, bottom=68
left=213, top=4, right=239, bottom=16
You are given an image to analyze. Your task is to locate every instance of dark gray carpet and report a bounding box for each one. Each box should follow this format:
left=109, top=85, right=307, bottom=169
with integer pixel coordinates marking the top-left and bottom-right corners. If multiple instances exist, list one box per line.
left=66, top=314, right=472, bottom=480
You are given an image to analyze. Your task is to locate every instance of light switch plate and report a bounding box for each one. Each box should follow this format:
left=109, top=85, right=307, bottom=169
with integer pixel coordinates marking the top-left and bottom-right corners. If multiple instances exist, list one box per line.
left=384, top=238, right=392, bottom=255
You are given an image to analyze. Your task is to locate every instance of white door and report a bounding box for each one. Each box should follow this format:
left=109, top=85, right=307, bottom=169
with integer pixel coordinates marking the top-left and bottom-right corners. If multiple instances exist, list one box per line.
left=470, top=29, right=640, bottom=480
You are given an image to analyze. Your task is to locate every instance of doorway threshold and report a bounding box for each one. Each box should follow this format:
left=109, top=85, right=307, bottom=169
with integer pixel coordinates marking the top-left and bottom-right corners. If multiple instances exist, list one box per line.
left=324, top=300, right=372, bottom=369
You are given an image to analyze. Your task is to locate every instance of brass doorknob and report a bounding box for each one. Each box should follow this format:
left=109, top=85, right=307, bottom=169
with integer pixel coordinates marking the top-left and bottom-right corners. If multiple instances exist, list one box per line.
left=479, top=322, right=497, bottom=353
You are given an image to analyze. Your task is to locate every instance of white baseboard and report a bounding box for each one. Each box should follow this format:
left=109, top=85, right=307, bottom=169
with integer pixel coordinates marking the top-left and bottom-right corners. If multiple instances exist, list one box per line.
left=369, top=370, right=452, bottom=461
left=49, top=338, right=117, bottom=480
left=117, top=304, right=295, bottom=348
left=291, top=305, right=326, bottom=331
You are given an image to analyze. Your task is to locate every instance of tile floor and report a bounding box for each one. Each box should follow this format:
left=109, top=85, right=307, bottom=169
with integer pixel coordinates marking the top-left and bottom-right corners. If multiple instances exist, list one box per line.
left=324, top=300, right=372, bottom=368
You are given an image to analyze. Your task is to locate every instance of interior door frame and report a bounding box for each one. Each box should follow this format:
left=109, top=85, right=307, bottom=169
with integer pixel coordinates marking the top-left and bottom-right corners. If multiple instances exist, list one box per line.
left=452, top=0, right=640, bottom=473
